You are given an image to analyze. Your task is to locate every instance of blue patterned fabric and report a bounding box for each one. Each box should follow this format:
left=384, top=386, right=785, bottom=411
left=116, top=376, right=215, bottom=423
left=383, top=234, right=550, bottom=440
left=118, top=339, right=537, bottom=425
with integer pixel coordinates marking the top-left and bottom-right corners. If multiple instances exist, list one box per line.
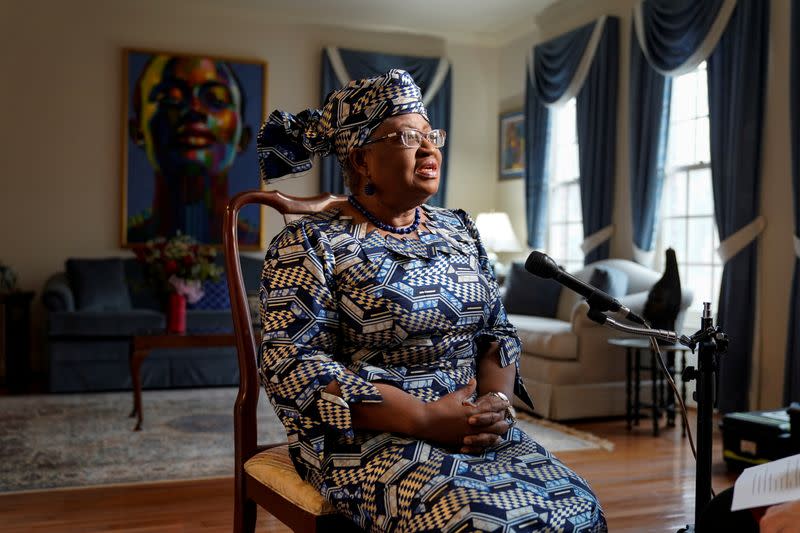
left=259, top=206, right=606, bottom=532
left=188, top=278, right=231, bottom=310
left=257, top=69, right=428, bottom=182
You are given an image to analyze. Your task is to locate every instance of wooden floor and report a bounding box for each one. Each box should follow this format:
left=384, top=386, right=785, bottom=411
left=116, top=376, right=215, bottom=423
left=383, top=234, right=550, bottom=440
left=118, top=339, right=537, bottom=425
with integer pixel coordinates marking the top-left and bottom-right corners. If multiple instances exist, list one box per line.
left=0, top=411, right=738, bottom=532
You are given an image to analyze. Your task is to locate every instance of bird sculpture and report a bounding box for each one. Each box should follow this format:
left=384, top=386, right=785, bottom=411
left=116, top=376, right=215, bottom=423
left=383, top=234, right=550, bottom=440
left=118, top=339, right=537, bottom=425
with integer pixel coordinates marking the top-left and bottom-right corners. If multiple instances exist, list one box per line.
left=643, top=248, right=683, bottom=339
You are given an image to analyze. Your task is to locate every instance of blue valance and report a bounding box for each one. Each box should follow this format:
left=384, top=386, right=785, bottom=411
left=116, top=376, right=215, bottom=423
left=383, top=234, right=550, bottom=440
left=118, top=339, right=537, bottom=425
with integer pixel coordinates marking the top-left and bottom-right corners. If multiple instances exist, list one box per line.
left=533, top=21, right=595, bottom=105
left=635, top=0, right=726, bottom=73
left=320, top=48, right=451, bottom=207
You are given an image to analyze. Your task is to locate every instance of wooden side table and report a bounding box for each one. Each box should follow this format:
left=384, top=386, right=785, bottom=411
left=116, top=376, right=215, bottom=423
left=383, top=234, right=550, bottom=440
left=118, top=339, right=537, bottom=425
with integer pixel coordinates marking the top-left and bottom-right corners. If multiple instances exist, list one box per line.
left=0, top=291, right=34, bottom=393
left=128, top=331, right=240, bottom=430
left=608, top=337, right=691, bottom=437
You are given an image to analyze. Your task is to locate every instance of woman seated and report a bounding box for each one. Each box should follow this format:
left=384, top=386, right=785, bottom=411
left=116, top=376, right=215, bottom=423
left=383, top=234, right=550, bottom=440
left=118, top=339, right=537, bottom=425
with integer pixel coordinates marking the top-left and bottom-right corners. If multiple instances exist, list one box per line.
left=256, top=69, right=607, bottom=532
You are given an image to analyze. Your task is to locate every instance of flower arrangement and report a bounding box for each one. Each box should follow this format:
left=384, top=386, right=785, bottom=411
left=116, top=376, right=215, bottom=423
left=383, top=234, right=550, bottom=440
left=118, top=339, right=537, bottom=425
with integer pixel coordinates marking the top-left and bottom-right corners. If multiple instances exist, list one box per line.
left=134, top=234, right=223, bottom=304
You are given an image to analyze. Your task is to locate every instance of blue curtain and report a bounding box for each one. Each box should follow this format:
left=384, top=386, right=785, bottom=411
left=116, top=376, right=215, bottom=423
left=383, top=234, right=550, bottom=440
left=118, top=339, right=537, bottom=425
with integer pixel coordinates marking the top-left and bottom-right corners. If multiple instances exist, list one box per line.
left=320, top=49, right=451, bottom=207
left=707, top=0, right=769, bottom=413
left=576, top=17, right=619, bottom=264
left=638, top=0, right=725, bottom=72
left=629, top=0, right=733, bottom=254
left=533, top=23, right=595, bottom=104
left=785, top=2, right=800, bottom=405
left=628, top=23, right=671, bottom=253
left=523, top=75, right=550, bottom=248
left=523, top=20, right=605, bottom=250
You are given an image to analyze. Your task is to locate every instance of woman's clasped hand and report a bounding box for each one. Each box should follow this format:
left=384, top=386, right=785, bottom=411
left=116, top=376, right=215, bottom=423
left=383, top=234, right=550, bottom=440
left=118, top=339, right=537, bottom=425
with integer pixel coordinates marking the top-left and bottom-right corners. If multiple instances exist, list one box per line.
left=416, top=379, right=513, bottom=454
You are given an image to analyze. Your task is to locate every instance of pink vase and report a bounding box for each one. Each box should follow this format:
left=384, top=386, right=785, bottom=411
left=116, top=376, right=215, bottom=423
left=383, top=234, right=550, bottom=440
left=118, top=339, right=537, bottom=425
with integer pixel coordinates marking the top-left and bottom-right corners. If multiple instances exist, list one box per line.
left=167, top=292, right=187, bottom=333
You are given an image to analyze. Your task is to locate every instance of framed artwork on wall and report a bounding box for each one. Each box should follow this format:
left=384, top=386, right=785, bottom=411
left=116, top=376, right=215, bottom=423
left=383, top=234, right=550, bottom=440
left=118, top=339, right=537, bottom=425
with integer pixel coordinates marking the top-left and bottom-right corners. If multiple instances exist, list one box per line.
left=120, top=48, right=267, bottom=249
left=499, top=111, right=525, bottom=180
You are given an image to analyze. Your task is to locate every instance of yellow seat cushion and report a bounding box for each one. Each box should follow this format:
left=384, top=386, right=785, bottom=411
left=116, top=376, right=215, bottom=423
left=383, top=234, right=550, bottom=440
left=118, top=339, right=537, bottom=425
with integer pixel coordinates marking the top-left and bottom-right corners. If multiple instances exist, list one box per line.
left=244, top=444, right=338, bottom=516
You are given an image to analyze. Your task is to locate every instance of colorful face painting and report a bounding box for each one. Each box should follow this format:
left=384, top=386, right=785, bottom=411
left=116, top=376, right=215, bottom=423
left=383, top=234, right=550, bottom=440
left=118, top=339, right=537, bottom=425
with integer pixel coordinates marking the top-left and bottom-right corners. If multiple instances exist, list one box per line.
left=122, top=50, right=266, bottom=248
left=136, top=56, right=244, bottom=179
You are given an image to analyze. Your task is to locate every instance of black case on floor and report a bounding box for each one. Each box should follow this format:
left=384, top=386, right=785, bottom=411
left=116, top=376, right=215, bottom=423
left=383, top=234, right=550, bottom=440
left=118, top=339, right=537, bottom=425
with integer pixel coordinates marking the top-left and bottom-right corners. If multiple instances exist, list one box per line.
left=720, top=406, right=799, bottom=470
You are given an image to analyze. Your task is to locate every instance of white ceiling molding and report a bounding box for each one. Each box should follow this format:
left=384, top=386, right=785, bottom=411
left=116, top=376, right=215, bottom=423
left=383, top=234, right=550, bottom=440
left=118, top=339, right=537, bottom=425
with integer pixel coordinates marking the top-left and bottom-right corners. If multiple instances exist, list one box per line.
left=166, top=0, right=555, bottom=47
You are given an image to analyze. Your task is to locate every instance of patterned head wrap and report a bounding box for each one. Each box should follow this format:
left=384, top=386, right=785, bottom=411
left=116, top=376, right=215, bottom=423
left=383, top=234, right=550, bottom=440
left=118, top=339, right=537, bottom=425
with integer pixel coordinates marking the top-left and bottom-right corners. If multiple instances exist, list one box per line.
left=257, top=69, right=428, bottom=182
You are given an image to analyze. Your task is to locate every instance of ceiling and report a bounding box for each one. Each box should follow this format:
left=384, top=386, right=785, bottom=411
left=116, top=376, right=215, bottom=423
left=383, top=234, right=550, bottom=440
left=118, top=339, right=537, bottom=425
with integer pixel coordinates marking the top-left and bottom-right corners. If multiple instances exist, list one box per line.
left=194, top=0, right=561, bottom=46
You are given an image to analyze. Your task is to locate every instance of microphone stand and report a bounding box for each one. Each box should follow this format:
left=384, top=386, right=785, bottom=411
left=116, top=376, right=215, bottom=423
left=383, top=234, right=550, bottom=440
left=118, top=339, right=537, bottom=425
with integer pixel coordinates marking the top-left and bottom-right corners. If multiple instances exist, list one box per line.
left=586, top=301, right=728, bottom=532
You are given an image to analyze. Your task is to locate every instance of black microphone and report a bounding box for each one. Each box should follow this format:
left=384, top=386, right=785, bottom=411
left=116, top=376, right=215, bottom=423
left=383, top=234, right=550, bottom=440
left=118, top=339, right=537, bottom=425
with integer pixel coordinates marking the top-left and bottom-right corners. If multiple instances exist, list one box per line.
left=524, top=251, right=645, bottom=325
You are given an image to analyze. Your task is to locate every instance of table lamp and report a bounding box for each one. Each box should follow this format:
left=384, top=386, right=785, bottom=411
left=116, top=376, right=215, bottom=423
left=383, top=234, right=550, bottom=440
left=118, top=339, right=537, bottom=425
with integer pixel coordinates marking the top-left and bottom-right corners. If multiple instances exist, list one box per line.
left=474, top=212, right=522, bottom=280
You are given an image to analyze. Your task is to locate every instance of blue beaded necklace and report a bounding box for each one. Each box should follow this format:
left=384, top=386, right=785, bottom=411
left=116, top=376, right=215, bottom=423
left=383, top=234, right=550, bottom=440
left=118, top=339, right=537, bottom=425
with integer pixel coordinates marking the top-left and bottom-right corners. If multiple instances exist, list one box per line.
left=348, top=195, right=421, bottom=235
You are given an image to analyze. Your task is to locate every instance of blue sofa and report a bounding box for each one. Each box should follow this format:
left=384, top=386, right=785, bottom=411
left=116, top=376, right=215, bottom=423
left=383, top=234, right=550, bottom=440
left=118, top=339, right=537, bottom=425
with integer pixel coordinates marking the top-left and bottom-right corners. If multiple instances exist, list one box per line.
left=41, top=255, right=263, bottom=393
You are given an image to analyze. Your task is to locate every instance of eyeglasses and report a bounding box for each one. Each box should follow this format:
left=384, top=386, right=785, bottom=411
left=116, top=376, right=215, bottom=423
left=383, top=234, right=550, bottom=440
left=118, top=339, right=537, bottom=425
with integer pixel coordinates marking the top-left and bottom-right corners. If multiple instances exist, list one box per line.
left=363, top=129, right=447, bottom=149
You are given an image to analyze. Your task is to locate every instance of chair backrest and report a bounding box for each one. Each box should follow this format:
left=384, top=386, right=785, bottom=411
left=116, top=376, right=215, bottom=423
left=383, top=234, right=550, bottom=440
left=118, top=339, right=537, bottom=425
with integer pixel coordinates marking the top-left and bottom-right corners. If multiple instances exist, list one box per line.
left=223, top=190, right=348, bottom=475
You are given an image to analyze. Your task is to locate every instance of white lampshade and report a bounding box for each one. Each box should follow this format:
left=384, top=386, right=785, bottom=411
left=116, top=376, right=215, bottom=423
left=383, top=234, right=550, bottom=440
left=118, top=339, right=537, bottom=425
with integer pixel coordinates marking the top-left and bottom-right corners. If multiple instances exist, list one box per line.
left=474, top=212, right=522, bottom=253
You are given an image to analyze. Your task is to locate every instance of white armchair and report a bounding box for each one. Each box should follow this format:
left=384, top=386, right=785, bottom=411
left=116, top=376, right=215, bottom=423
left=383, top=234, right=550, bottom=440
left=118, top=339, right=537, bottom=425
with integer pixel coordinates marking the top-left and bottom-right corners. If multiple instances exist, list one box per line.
left=505, top=259, right=694, bottom=421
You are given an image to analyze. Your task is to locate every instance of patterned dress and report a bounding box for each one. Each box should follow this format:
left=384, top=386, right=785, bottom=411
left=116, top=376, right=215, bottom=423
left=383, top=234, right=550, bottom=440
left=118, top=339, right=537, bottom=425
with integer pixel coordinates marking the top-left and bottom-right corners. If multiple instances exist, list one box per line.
left=259, top=205, right=607, bottom=532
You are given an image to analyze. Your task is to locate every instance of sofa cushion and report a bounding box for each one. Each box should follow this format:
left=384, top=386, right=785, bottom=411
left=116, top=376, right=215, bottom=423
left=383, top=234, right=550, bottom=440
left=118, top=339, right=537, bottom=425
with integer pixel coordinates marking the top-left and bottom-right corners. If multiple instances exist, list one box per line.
left=124, top=259, right=162, bottom=311
left=189, top=278, right=231, bottom=310
left=66, top=258, right=132, bottom=311
left=507, top=314, right=577, bottom=361
left=589, top=266, right=628, bottom=299
left=48, top=310, right=164, bottom=336
left=42, top=273, right=75, bottom=312
left=502, top=262, right=562, bottom=318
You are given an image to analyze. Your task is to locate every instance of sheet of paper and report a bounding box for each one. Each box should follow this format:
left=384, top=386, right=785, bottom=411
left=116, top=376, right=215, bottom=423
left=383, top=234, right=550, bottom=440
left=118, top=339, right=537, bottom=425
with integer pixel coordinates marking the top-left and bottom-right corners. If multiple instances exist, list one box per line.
left=731, top=453, right=800, bottom=511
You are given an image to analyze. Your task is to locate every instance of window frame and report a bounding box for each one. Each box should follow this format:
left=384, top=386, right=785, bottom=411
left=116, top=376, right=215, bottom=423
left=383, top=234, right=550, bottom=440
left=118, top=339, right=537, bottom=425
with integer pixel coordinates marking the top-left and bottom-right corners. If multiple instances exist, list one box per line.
left=545, top=98, right=584, bottom=273
left=656, top=62, right=721, bottom=333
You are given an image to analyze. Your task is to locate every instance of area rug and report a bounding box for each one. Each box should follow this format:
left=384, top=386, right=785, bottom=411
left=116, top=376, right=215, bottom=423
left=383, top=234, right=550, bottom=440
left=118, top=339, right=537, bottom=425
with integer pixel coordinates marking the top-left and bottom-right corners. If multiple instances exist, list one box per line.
left=0, top=388, right=612, bottom=493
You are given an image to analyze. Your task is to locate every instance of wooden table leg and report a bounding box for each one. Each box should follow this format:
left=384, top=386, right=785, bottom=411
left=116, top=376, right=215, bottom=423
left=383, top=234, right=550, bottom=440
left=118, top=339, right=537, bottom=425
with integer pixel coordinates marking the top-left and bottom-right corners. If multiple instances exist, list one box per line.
left=651, top=349, right=659, bottom=437
left=634, top=348, right=641, bottom=426
left=666, top=350, right=676, bottom=428
left=626, top=347, right=632, bottom=431
left=681, top=351, right=688, bottom=437
left=129, top=347, right=149, bottom=431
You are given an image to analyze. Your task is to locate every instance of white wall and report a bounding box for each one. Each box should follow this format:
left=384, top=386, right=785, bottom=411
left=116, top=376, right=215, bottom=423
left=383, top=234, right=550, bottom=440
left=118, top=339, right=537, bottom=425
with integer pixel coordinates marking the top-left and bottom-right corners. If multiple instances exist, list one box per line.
left=0, top=0, right=500, bottom=369
left=495, top=0, right=796, bottom=409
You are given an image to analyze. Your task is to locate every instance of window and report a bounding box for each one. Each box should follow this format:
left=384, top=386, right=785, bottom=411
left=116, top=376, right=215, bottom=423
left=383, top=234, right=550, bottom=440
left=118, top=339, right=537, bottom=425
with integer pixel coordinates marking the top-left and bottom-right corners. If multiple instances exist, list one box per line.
left=658, top=62, right=721, bottom=328
left=546, top=98, right=583, bottom=272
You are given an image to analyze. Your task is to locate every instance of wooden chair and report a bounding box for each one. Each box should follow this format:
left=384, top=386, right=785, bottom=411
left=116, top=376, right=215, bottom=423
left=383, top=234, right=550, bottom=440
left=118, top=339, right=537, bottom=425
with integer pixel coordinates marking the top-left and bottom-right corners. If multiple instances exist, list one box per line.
left=223, top=190, right=356, bottom=532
